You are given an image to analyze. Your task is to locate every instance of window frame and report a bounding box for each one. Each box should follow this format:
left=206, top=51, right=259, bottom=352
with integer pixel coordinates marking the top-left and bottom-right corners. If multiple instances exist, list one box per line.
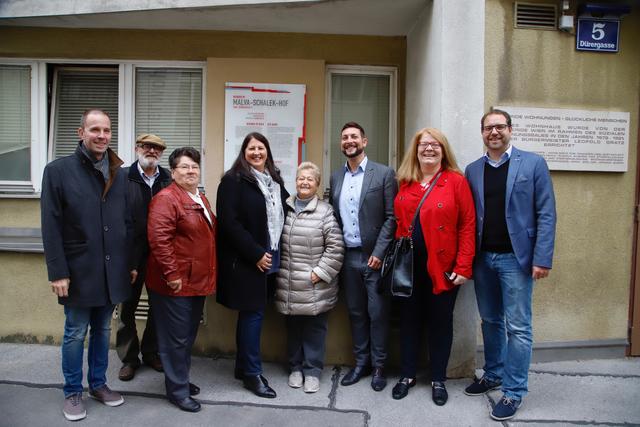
left=0, top=58, right=206, bottom=196
left=0, top=60, right=47, bottom=196
left=130, top=63, right=207, bottom=178
left=323, top=64, right=398, bottom=185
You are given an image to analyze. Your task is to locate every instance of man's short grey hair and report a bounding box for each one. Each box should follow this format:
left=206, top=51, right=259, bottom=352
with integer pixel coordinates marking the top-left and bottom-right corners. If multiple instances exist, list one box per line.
left=296, top=161, right=321, bottom=185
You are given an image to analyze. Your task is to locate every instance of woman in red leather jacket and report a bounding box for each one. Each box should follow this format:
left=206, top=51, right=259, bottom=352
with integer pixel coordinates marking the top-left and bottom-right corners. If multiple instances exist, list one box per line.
left=391, top=128, right=475, bottom=405
left=146, top=147, right=216, bottom=413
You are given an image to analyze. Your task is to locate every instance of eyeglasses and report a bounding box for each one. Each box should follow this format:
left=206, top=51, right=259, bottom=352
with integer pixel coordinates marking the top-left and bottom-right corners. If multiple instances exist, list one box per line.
left=482, top=124, right=509, bottom=133
left=138, top=143, right=165, bottom=151
left=417, top=142, right=442, bottom=150
left=175, top=164, right=200, bottom=171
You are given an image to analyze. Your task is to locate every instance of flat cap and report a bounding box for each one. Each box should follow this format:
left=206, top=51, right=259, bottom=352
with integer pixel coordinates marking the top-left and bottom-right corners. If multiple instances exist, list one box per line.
left=136, top=133, right=166, bottom=149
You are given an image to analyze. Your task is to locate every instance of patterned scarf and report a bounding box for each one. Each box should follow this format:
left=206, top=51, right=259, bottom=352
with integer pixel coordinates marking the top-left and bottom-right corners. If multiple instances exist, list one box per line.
left=251, top=167, right=284, bottom=250
left=79, top=142, right=110, bottom=182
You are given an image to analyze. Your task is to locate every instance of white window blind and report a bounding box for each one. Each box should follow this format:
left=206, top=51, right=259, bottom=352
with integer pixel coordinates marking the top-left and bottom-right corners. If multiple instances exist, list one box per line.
left=135, top=68, right=203, bottom=168
left=0, top=65, right=31, bottom=181
left=51, top=67, right=119, bottom=160
left=330, top=74, right=390, bottom=170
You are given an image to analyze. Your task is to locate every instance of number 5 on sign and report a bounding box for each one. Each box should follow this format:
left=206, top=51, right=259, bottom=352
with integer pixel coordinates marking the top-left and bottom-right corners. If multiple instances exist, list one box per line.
left=591, top=23, right=606, bottom=40
left=576, top=18, right=619, bottom=53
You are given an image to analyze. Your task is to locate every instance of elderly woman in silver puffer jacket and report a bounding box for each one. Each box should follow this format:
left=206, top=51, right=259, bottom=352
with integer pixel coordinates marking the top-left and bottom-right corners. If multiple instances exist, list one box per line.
left=275, top=161, right=344, bottom=394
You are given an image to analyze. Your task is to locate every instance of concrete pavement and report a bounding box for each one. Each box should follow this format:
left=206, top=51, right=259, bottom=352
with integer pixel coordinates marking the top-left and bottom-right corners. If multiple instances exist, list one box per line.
left=1, top=343, right=639, bottom=426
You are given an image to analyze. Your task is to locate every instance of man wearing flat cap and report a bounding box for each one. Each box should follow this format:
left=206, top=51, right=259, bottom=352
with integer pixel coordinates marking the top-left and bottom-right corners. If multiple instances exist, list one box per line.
left=116, top=133, right=172, bottom=381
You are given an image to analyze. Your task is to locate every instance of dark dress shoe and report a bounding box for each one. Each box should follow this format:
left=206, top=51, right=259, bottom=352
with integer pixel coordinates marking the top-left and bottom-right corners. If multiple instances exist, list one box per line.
left=340, top=366, right=372, bottom=386
left=371, top=367, right=387, bottom=391
left=243, top=375, right=276, bottom=398
left=432, top=381, right=448, bottom=406
left=143, top=355, right=164, bottom=372
left=118, top=364, right=137, bottom=381
left=392, top=378, right=416, bottom=400
left=169, top=397, right=201, bottom=412
left=189, top=383, right=200, bottom=396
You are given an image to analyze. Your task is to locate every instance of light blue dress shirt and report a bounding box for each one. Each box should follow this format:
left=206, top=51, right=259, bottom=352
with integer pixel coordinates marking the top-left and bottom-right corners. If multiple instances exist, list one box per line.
left=483, top=144, right=513, bottom=168
left=339, top=156, right=368, bottom=248
left=137, top=162, right=160, bottom=188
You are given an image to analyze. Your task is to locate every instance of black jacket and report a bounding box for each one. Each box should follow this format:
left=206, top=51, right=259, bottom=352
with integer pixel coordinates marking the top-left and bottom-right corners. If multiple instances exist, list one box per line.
left=216, top=171, right=288, bottom=311
left=41, top=143, right=132, bottom=307
left=126, top=161, right=172, bottom=272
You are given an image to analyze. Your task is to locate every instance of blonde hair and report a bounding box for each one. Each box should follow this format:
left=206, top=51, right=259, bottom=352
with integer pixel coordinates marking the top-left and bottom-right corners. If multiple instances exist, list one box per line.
left=296, top=161, right=321, bottom=186
left=396, top=128, right=461, bottom=184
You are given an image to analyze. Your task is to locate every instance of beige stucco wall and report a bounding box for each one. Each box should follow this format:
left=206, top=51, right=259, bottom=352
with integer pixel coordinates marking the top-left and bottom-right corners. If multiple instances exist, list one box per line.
left=0, top=27, right=405, bottom=365
left=200, top=57, right=354, bottom=363
left=485, top=0, right=640, bottom=344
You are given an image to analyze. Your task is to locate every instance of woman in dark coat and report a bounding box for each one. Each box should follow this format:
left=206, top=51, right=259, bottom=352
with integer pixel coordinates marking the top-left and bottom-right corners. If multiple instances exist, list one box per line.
left=216, top=132, right=288, bottom=398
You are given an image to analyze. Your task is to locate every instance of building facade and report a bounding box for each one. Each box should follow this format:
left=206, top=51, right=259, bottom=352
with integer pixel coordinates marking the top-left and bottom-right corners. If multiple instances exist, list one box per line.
left=0, top=0, right=638, bottom=376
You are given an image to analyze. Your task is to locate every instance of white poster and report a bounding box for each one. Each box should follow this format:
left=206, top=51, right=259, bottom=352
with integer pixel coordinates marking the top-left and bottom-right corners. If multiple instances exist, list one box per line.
left=496, top=106, right=630, bottom=172
left=224, top=83, right=306, bottom=193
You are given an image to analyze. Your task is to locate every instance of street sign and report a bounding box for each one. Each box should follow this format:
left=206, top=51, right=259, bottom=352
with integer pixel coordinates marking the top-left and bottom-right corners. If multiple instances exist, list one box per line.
left=576, top=18, right=620, bottom=52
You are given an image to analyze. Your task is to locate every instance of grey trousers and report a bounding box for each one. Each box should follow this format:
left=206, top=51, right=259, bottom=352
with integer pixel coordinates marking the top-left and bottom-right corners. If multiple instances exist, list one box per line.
left=342, top=247, right=389, bottom=368
left=286, top=312, right=329, bottom=378
left=116, top=268, right=158, bottom=365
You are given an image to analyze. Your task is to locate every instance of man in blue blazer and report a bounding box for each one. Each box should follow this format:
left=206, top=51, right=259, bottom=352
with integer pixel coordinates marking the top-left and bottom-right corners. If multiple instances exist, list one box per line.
left=329, top=122, right=397, bottom=392
left=464, top=109, right=556, bottom=421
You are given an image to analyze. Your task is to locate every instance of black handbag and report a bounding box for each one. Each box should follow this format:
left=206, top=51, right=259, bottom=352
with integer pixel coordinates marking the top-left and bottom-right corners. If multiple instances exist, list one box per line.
left=381, top=172, right=442, bottom=297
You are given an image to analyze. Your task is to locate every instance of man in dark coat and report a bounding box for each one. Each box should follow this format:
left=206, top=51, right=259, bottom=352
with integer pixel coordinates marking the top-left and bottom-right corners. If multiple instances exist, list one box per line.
left=116, top=133, right=172, bottom=381
left=41, top=109, right=133, bottom=422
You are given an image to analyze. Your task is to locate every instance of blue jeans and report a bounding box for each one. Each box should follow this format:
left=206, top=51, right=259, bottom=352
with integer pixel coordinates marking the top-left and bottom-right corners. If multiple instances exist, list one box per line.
left=474, top=251, right=533, bottom=400
left=62, top=305, right=115, bottom=397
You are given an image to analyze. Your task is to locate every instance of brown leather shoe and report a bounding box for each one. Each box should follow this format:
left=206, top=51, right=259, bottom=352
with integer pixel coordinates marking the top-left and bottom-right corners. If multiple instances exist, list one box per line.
left=118, top=364, right=136, bottom=381
left=143, top=355, right=164, bottom=372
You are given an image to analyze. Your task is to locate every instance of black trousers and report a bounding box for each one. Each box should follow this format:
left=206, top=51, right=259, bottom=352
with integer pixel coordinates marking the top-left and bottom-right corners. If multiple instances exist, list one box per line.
left=116, top=264, right=158, bottom=365
left=148, top=289, right=204, bottom=400
left=286, top=312, right=329, bottom=378
left=397, top=216, right=459, bottom=381
left=397, top=275, right=459, bottom=381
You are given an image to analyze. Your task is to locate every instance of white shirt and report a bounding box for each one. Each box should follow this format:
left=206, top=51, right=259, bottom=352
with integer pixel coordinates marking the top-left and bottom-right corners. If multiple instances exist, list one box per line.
left=187, top=189, right=212, bottom=225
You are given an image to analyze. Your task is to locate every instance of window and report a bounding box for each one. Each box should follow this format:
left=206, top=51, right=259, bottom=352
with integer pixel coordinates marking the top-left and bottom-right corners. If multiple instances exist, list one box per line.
left=0, top=65, right=31, bottom=182
left=0, top=59, right=205, bottom=194
left=135, top=68, right=203, bottom=169
left=324, top=66, right=397, bottom=184
left=50, top=67, right=119, bottom=159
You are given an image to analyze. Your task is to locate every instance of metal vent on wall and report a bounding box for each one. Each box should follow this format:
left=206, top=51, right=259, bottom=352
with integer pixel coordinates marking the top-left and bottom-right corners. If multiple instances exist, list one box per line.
left=113, top=292, right=207, bottom=325
left=515, top=2, right=557, bottom=30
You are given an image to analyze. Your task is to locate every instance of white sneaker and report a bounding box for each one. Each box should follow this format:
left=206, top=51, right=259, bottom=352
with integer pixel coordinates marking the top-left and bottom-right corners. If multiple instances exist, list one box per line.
left=304, top=376, right=320, bottom=393
left=288, top=371, right=303, bottom=388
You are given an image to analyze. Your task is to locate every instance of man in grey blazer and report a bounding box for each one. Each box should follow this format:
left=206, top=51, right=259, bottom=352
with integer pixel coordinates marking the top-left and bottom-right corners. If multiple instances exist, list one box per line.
left=329, top=122, right=397, bottom=391
left=464, top=109, right=556, bottom=421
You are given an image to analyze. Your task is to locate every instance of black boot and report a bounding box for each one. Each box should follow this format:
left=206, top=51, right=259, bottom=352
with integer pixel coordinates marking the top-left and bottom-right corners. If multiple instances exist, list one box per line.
left=243, top=375, right=276, bottom=398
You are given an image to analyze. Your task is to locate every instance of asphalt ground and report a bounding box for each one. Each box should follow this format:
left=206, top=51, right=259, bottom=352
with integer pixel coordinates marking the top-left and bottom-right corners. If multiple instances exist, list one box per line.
left=1, top=343, right=639, bottom=426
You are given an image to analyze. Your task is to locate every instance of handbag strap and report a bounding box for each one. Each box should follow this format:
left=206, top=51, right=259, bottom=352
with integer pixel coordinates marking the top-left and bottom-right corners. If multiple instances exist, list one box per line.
left=407, top=171, right=442, bottom=234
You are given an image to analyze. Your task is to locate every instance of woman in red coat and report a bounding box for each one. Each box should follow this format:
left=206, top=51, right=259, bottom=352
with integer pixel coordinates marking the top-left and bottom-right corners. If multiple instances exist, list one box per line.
left=146, top=147, right=216, bottom=413
left=391, top=128, right=475, bottom=405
